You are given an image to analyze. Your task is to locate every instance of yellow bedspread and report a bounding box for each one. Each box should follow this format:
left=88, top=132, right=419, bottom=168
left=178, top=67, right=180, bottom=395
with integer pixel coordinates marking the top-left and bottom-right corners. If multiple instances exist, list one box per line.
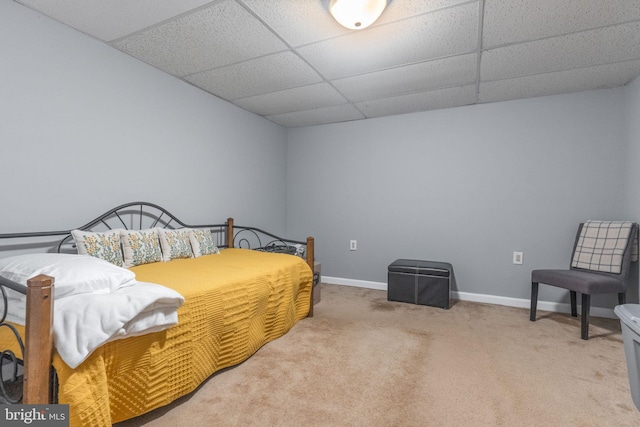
left=2, top=248, right=312, bottom=426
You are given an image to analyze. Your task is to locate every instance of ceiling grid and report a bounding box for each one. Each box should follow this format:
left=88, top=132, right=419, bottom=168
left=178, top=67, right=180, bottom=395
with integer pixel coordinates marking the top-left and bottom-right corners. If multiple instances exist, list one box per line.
left=14, top=0, right=640, bottom=127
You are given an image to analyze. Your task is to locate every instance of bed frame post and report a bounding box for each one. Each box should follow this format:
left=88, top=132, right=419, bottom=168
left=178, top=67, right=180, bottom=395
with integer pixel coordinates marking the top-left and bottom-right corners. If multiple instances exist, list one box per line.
left=23, top=274, right=54, bottom=404
left=306, top=236, right=314, bottom=317
left=226, top=217, right=234, bottom=248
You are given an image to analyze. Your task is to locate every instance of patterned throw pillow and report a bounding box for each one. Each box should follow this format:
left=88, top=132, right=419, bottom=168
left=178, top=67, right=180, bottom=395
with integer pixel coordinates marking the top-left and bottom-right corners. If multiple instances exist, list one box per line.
left=120, top=229, right=162, bottom=268
left=189, top=228, right=220, bottom=257
left=157, top=228, right=193, bottom=262
left=71, top=229, right=125, bottom=267
left=571, top=220, right=634, bottom=274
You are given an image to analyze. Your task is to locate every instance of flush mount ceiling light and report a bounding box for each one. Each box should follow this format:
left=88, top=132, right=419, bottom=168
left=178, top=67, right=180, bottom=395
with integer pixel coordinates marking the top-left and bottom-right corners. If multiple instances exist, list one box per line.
left=329, top=0, right=388, bottom=30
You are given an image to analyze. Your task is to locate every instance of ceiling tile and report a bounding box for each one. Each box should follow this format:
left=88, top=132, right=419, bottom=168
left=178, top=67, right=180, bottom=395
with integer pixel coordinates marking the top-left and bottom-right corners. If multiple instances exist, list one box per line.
left=376, top=0, right=478, bottom=26
left=481, top=22, right=640, bottom=81
left=333, top=53, right=477, bottom=102
left=112, top=0, right=287, bottom=76
left=296, top=2, right=479, bottom=80
left=479, top=60, right=640, bottom=104
left=184, top=51, right=323, bottom=100
left=483, top=0, right=640, bottom=48
left=233, top=83, right=348, bottom=116
left=16, top=0, right=214, bottom=41
left=239, top=0, right=350, bottom=47
left=241, top=0, right=474, bottom=47
left=266, top=104, right=366, bottom=128
left=356, top=85, right=477, bottom=118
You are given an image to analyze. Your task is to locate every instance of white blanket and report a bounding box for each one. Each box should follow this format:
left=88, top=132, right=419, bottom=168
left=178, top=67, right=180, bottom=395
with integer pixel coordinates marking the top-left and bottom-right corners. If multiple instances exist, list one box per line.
left=4, top=281, right=184, bottom=369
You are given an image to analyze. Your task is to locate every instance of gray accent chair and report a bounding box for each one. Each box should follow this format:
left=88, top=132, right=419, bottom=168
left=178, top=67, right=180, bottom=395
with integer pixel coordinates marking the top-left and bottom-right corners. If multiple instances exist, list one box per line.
left=530, top=223, right=638, bottom=340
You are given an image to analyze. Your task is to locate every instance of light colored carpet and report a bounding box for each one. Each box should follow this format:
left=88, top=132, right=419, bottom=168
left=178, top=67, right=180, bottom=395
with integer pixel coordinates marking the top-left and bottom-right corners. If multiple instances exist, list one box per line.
left=116, top=284, right=640, bottom=426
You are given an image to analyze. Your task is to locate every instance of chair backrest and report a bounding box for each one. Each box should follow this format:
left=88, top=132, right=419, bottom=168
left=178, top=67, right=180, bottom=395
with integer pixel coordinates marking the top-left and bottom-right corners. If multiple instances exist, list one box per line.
left=570, top=221, right=639, bottom=287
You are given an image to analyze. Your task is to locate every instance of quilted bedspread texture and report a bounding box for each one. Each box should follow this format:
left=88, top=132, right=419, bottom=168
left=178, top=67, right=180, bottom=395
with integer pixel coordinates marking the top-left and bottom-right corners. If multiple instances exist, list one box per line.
left=2, top=248, right=312, bottom=426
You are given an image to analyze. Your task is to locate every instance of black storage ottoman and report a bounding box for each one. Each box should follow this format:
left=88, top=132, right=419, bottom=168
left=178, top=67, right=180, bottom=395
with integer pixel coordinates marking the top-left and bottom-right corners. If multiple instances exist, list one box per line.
left=387, top=259, right=452, bottom=309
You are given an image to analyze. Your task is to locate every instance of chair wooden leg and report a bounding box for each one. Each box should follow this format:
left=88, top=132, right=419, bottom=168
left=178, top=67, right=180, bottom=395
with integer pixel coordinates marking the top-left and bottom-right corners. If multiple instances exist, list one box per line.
left=530, top=282, right=538, bottom=321
left=581, top=293, right=590, bottom=340
left=570, top=291, right=577, bottom=317
left=618, top=293, right=626, bottom=305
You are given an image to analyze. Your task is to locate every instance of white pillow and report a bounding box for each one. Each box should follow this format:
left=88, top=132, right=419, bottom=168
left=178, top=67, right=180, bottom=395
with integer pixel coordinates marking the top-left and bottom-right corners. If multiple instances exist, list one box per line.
left=120, top=229, right=162, bottom=268
left=0, top=253, right=136, bottom=299
left=71, top=229, right=124, bottom=266
left=157, top=228, right=193, bottom=262
left=189, top=228, right=220, bottom=257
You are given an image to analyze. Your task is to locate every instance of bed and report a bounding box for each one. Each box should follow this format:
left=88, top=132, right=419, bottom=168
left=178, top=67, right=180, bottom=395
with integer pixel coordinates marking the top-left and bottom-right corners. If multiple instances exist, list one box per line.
left=0, top=202, right=314, bottom=426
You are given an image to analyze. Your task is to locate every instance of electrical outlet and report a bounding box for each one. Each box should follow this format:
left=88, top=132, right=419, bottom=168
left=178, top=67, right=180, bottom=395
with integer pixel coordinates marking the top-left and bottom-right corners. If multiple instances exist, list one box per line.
left=350, top=240, right=357, bottom=251
left=513, top=251, right=523, bottom=265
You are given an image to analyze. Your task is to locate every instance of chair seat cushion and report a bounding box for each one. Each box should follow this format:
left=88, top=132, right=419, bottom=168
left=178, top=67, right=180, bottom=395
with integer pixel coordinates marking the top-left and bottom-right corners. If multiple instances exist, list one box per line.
left=531, top=269, right=625, bottom=295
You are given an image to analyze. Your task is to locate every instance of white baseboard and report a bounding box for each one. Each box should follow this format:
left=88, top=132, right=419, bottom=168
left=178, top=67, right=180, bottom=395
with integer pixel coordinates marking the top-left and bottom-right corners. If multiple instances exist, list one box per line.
left=323, top=276, right=388, bottom=291
left=321, top=276, right=617, bottom=319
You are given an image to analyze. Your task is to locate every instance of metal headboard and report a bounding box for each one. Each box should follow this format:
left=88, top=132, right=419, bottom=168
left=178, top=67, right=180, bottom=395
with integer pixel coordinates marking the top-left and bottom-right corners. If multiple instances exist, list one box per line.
left=0, top=201, right=228, bottom=254
left=0, top=201, right=307, bottom=256
left=53, top=202, right=229, bottom=253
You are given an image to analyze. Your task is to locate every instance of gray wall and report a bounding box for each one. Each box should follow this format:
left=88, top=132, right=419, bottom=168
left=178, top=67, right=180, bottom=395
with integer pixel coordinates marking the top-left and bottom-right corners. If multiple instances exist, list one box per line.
left=624, top=77, right=640, bottom=220
left=622, top=77, right=640, bottom=304
left=0, top=0, right=287, bottom=238
left=286, top=88, right=630, bottom=310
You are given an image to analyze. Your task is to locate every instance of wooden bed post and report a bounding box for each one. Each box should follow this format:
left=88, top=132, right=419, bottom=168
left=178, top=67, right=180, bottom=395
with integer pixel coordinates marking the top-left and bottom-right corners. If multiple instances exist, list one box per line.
left=227, top=217, right=234, bottom=248
left=23, top=274, right=54, bottom=404
left=306, top=236, right=314, bottom=317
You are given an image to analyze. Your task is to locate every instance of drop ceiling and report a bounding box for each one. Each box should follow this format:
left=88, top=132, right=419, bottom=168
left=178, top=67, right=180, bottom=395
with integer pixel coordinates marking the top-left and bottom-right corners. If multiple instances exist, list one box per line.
left=14, top=0, right=640, bottom=128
